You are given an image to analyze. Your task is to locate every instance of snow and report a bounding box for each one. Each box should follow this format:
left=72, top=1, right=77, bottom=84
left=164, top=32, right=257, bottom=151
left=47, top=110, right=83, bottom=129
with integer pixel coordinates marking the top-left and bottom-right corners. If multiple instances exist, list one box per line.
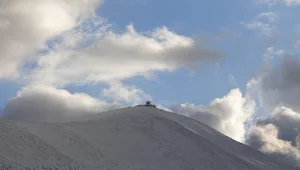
left=0, top=107, right=297, bottom=170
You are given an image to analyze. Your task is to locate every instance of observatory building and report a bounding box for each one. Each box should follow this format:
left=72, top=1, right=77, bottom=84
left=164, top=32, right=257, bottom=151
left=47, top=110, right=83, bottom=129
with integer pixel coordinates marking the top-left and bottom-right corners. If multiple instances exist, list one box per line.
left=136, top=101, right=157, bottom=108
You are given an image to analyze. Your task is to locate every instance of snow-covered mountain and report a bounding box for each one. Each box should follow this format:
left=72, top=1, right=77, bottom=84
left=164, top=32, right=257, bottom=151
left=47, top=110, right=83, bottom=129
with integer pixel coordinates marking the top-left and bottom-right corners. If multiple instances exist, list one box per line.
left=0, top=106, right=296, bottom=170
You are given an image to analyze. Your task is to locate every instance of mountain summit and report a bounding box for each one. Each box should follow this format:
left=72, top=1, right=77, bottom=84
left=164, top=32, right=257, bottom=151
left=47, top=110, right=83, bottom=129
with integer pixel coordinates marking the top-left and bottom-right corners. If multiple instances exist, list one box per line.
left=0, top=106, right=296, bottom=170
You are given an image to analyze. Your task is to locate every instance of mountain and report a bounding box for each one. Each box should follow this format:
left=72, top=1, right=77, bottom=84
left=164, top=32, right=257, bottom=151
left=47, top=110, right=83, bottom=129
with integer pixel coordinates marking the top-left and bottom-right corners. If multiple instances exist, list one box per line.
left=0, top=106, right=296, bottom=170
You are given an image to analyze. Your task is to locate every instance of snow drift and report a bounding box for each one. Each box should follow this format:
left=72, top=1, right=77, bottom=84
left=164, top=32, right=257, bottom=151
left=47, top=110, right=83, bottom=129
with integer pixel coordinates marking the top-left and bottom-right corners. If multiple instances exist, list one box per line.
left=0, top=106, right=297, bottom=170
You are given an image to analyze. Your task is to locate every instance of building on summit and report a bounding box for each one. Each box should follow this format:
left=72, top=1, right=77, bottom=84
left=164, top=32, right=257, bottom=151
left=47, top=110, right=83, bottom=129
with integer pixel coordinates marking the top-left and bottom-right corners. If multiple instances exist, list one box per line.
left=136, top=101, right=157, bottom=108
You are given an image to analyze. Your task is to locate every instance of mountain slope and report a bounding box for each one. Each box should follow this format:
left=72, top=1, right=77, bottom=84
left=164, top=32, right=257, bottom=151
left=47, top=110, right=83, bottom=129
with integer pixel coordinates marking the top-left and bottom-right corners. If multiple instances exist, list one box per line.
left=0, top=107, right=296, bottom=170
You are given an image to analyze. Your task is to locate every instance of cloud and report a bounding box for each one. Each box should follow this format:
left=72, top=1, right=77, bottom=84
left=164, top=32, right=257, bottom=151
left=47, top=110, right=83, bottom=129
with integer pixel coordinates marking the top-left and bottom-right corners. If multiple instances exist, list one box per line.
left=170, top=89, right=255, bottom=142
left=28, top=23, right=223, bottom=86
left=229, top=74, right=239, bottom=87
left=102, top=81, right=151, bottom=105
left=257, top=107, right=300, bottom=145
left=257, top=12, right=278, bottom=23
left=241, top=12, right=277, bottom=35
left=248, top=57, right=300, bottom=112
left=246, top=57, right=300, bottom=166
left=254, top=0, right=300, bottom=5
left=246, top=107, right=300, bottom=166
left=0, top=0, right=101, bottom=79
left=295, top=40, right=300, bottom=49
left=254, top=0, right=279, bottom=5
left=284, top=0, right=300, bottom=5
left=263, top=47, right=287, bottom=61
left=3, top=85, right=118, bottom=122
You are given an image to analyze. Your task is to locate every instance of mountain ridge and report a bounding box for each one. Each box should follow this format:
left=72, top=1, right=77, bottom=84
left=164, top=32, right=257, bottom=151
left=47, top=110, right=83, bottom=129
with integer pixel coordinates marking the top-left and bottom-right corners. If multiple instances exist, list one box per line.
left=0, top=106, right=297, bottom=170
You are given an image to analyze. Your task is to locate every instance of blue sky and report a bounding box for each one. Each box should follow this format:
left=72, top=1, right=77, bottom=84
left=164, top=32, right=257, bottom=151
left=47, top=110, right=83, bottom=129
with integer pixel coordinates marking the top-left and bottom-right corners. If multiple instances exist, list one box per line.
left=74, top=1, right=292, bottom=102
left=74, top=0, right=266, bottom=105
left=1, top=0, right=300, bottom=164
left=95, top=0, right=299, bottom=106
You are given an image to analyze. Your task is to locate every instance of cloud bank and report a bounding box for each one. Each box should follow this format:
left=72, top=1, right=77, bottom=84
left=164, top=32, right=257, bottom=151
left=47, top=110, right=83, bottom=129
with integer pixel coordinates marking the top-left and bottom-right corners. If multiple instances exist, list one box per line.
left=169, top=56, right=300, bottom=166
left=246, top=107, right=300, bottom=166
left=3, top=85, right=118, bottom=122
left=246, top=57, right=300, bottom=166
left=170, top=89, right=255, bottom=142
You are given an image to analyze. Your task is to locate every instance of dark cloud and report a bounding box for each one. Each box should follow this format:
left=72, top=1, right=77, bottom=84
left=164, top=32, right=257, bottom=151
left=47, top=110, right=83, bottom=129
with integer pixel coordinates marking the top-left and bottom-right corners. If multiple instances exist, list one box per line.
left=246, top=120, right=300, bottom=166
left=256, top=107, right=300, bottom=145
left=246, top=57, right=300, bottom=166
left=262, top=57, right=300, bottom=90
left=260, top=57, right=300, bottom=111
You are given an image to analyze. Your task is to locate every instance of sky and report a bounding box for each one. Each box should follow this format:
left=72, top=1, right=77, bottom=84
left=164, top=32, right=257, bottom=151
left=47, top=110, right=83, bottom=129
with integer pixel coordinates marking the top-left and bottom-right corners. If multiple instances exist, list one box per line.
left=1, top=0, right=300, bottom=166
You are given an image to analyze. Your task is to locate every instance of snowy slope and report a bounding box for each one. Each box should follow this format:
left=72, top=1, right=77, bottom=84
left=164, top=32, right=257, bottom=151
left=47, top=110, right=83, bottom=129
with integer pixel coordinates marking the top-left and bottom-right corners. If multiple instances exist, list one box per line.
left=0, top=107, right=297, bottom=170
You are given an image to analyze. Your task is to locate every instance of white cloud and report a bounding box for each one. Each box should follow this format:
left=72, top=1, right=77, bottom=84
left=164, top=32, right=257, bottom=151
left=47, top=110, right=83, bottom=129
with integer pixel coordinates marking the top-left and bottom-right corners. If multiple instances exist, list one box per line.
left=102, top=81, right=151, bottom=105
left=3, top=85, right=118, bottom=122
left=263, top=47, right=287, bottom=61
left=170, top=89, right=255, bottom=142
left=295, top=40, right=300, bottom=49
left=28, top=23, right=222, bottom=86
left=242, top=12, right=277, bottom=35
left=257, top=12, right=278, bottom=22
left=284, top=0, right=300, bottom=5
left=229, top=74, right=239, bottom=87
left=0, top=0, right=101, bottom=79
left=244, top=21, right=271, bottom=32
left=254, top=0, right=300, bottom=5
left=254, top=0, right=279, bottom=5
